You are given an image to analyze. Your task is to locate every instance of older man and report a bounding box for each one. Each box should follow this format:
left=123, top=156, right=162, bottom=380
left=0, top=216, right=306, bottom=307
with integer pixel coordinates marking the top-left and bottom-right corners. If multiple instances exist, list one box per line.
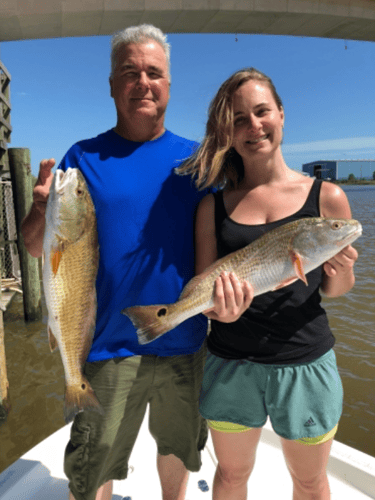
left=22, top=25, right=208, bottom=500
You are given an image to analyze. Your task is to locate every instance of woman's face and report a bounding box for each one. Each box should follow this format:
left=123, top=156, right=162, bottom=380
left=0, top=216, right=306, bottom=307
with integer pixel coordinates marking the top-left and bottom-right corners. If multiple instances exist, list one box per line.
left=231, top=79, right=284, bottom=161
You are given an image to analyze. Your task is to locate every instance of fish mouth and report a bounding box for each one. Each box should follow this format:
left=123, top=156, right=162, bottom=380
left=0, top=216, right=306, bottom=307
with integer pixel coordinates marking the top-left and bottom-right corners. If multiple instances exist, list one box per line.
left=55, top=169, right=78, bottom=195
left=335, top=225, right=362, bottom=246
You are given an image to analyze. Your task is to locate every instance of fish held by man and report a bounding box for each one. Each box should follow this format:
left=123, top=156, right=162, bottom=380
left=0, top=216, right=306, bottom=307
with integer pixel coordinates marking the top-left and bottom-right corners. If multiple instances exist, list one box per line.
left=122, top=218, right=362, bottom=345
left=0, top=315, right=11, bottom=424
left=43, top=168, right=102, bottom=423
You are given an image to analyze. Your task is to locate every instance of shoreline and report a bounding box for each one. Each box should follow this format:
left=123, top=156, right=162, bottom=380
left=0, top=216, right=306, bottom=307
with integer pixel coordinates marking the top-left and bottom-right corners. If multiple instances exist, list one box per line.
left=333, top=180, right=375, bottom=185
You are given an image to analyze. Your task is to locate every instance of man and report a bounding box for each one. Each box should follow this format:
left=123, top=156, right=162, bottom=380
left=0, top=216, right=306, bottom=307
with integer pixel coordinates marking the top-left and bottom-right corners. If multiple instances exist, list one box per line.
left=22, top=25, right=208, bottom=500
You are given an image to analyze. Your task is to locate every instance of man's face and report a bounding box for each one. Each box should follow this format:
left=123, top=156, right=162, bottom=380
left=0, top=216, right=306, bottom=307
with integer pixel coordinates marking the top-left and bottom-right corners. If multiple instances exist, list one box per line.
left=110, top=41, right=170, bottom=135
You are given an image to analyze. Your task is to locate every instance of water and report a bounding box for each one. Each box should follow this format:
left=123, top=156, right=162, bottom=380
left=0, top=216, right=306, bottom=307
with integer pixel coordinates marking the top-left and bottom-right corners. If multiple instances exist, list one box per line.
left=322, top=185, right=375, bottom=455
left=1, top=185, right=375, bottom=474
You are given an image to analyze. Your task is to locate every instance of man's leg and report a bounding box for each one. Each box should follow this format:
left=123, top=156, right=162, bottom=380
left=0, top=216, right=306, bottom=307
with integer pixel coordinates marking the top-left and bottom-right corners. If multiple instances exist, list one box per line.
left=157, top=454, right=189, bottom=500
left=65, top=356, right=151, bottom=500
left=69, top=481, right=113, bottom=500
left=149, top=343, right=208, bottom=500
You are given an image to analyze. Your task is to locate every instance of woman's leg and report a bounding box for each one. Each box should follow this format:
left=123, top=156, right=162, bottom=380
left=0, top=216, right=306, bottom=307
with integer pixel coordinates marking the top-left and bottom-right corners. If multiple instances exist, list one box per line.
left=210, top=427, right=263, bottom=500
left=281, top=437, right=333, bottom=500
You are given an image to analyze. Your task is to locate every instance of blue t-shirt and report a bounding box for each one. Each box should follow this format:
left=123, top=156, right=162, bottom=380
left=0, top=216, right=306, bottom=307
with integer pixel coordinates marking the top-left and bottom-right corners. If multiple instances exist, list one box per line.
left=58, top=129, right=208, bottom=361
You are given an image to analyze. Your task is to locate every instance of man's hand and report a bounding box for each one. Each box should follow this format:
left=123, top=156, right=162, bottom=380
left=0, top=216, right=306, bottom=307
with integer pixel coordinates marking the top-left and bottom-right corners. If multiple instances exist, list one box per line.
left=203, top=272, right=254, bottom=323
left=21, top=158, right=55, bottom=257
left=33, top=158, right=55, bottom=214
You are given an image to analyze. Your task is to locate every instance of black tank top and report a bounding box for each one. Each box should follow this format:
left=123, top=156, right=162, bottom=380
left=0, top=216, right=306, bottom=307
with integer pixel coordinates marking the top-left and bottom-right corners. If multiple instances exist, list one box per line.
left=208, top=179, right=335, bottom=364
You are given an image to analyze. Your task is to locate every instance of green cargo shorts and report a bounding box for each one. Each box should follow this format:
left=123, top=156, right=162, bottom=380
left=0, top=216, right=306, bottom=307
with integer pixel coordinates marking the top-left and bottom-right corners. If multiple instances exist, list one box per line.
left=64, top=343, right=208, bottom=500
left=200, top=349, right=343, bottom=441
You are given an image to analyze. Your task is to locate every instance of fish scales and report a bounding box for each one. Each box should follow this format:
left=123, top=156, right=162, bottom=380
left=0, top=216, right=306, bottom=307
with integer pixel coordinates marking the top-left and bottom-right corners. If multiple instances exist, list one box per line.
left=122, top=217, right=362, bottom=345
left=43, top=168, right=102, bottom=423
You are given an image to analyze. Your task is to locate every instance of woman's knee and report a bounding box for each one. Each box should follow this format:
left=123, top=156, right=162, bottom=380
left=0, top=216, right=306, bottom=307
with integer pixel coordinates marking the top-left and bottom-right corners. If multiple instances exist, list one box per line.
left=288, top=468, right=329, bottom=496
left=217, top=461, right=254, bottom=488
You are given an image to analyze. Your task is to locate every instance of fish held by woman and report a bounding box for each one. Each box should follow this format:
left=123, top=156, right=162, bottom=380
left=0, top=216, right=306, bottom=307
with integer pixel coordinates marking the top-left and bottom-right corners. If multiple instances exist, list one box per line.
left=43, top=168, right=102, bottom=423
left=122, top=217, right=362, bottom=345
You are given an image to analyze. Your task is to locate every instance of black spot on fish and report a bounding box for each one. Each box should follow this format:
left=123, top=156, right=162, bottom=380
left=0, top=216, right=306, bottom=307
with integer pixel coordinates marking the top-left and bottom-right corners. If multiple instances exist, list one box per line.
left=157, top=308, right=167, bottom=317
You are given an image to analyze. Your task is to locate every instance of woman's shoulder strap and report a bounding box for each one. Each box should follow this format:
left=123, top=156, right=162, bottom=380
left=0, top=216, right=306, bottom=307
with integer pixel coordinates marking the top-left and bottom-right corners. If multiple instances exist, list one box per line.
left=213, top=190, right=227, bottom=236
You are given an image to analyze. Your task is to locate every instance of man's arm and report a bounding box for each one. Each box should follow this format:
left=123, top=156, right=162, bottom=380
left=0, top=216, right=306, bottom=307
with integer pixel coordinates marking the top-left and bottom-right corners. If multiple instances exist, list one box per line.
left=21, top=159, right=55, bottom=258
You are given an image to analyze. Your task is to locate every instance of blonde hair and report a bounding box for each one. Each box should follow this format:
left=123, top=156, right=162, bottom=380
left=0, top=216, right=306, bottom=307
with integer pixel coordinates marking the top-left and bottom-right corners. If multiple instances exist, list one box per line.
left=177, top=68, right=283, bottom=190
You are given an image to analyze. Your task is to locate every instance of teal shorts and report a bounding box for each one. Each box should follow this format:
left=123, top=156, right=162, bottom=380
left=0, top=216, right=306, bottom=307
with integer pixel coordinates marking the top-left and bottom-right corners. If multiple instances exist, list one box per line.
left=199, top=349, right=343, bottom=441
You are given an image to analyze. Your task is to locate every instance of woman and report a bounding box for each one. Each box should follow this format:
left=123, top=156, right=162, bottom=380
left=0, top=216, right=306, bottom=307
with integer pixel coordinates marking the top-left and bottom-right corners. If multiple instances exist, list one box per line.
left=178, top=68, right=358, bottom=500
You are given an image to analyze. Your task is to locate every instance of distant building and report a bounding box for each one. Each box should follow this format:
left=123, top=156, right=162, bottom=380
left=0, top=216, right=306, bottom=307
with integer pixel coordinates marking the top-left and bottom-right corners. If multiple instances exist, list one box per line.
left=302, top=160, right=375, bottom=180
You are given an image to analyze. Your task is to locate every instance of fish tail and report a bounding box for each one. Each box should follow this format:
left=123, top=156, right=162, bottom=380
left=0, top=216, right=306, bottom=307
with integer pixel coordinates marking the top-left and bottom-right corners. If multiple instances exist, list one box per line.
left=122, top=304, right=176, bottom=345
left=64, top=377, right=104, bottom=424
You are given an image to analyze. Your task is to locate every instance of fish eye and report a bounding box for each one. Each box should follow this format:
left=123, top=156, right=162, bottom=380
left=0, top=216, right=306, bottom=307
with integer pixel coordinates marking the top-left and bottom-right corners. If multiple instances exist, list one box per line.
left=332, top=221, right=342, bottom=230
left=76, top=187, right=84, bottom=196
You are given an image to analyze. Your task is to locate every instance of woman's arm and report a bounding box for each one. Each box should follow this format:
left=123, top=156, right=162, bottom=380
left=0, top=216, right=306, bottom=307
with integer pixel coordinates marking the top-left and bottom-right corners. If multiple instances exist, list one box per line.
left=319, top=182, right=358, bottom=297
left=195, top=193, right=253, bottom=322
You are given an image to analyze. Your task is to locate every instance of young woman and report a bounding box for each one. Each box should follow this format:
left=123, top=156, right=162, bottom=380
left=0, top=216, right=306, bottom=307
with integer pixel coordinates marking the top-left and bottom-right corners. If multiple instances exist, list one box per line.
left=179, top=68, right=358, bottom=500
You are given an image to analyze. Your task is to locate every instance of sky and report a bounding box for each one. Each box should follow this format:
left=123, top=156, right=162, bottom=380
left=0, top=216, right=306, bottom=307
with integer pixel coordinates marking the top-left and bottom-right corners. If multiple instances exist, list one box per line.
left=0, top=33, right=374, bottom=177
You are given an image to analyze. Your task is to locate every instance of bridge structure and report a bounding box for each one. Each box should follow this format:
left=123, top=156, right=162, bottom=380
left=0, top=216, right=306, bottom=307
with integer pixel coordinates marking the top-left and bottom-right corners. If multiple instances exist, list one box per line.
left=0, top=0, right=374, bottom=43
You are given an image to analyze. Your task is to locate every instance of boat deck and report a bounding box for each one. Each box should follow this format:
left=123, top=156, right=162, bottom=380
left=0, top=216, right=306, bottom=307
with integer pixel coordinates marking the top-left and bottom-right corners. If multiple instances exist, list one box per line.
left=0, top=409, right=374, bottom=499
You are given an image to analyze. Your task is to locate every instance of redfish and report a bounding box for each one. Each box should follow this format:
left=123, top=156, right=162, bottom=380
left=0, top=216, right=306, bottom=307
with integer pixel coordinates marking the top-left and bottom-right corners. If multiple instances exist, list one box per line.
left=122, top=218, right=362, bottom=345
left=43, top=168, right=102, bottom=423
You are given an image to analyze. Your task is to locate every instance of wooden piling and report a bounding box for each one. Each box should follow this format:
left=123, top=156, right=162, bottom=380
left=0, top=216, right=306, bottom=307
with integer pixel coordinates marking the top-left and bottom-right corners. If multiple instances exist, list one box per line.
left=8, top=148, right=42, bottom=321
left=0, top=255, right=11, bottom=423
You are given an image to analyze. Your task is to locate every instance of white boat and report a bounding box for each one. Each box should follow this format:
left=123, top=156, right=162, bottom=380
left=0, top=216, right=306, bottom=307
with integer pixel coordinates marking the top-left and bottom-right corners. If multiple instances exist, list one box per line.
left=0, top=409, right=374, bottom=499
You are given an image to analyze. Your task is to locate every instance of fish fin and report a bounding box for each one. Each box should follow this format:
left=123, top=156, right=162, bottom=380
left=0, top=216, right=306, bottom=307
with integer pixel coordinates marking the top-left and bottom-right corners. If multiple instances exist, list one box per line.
left=51, top=247, right=64, bottom=275
left=48, top=327, right=59, bottom=352
left=64, top=378, right=104, bottom=424
left=289, top=250, right=308, bottom=286
left=272, top=277, right=298, bottom=291
left=122, top=304, right=174, bottom=344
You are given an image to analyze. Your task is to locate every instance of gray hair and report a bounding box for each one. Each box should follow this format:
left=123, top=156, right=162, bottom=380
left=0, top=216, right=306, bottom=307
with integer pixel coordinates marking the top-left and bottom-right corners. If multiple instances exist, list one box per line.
left=110, top=24, right=171, bottom=81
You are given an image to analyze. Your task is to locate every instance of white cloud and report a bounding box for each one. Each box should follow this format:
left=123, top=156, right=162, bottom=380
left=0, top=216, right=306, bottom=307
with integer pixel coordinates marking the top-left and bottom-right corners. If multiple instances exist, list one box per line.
left=283, top=136, right=375, bottom=154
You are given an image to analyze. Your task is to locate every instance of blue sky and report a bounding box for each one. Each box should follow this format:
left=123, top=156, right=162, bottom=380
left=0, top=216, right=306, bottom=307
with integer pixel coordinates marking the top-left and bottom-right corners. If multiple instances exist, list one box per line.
left=1, top=33, right=374, bottom=176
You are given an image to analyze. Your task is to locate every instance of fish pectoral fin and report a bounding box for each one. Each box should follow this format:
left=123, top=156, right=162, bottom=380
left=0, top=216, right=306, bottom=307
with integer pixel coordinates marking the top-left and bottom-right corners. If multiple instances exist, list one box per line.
left=289, top=249, right=308, bottom=286
left=51, top=247, right=64, bottom=275
left=48, top=327, right=59, bottom=352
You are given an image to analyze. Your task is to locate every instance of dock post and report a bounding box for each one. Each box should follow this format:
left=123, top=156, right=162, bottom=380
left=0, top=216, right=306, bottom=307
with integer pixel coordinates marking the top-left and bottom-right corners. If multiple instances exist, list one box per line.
left=8, top=148, right=42, bottom=321
left=0, top=258, right=11, bottom=422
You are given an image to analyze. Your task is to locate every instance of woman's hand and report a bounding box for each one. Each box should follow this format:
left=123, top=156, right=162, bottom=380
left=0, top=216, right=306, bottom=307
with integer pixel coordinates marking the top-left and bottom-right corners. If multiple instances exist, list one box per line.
left=203, top=271, right=254, bottom=322
left=323, top=244, right=358, bottom=278
left=321, top=244, right=358, bottom=297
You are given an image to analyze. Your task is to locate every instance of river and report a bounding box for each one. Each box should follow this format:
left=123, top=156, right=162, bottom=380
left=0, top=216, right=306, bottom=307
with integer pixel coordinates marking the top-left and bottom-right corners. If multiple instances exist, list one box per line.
left=1, top=185, right=374, bottom=474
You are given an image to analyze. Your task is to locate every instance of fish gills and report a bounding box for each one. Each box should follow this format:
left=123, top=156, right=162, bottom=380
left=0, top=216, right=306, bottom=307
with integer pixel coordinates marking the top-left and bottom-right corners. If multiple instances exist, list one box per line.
left=43, top=168, right=102, bottom=423
left=122, top=217, right=362, bottom=345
